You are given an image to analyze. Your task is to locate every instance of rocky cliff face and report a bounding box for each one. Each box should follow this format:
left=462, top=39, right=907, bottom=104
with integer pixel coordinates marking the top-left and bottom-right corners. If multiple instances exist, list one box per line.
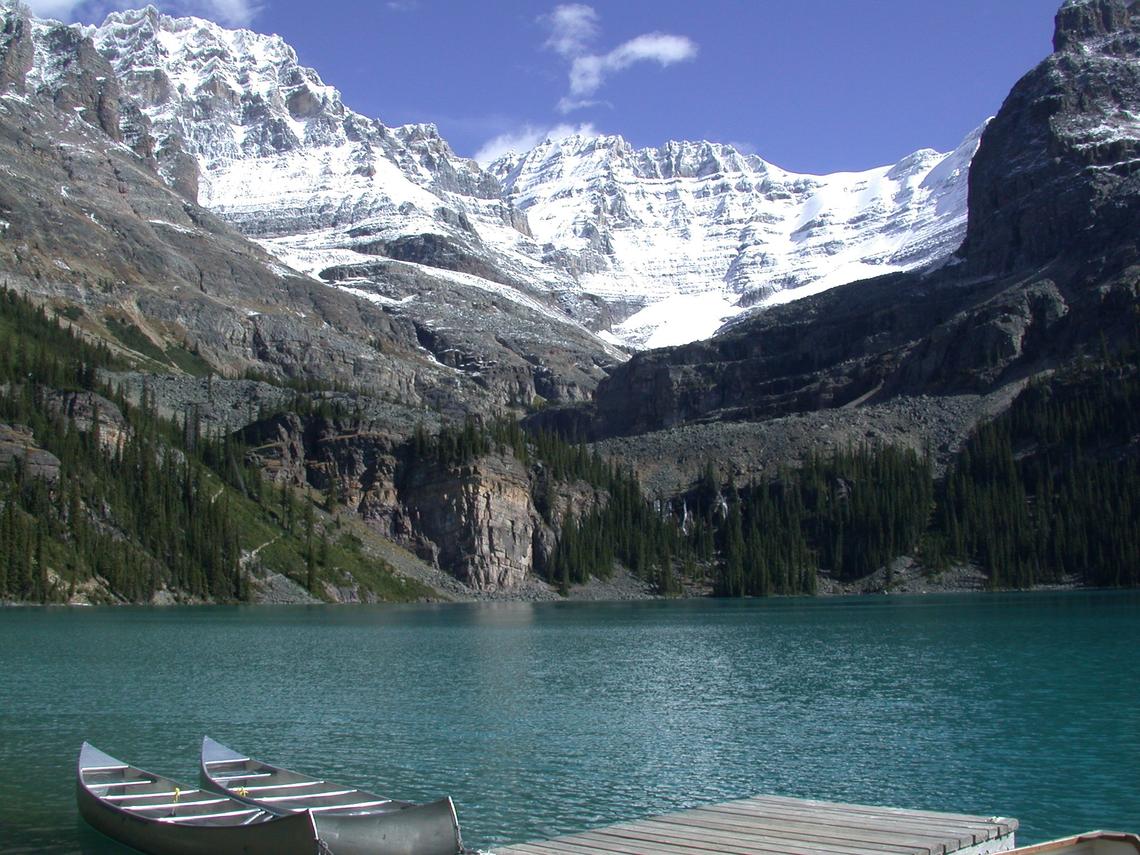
left=962, top=0, right=1140, bottom=274
left=399, top=452, right=538, bottom=590
left=0, top=423, right=61, bottom=481
left=583, top=0, right=1140, bottom=439
left=238, top=413, right=607, bottom=590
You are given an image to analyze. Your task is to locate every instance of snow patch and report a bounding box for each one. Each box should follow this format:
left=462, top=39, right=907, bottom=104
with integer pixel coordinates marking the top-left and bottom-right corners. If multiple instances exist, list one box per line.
left=148, top=218, right=201, bottom=235
left=614, top=292, right=747, bottom=349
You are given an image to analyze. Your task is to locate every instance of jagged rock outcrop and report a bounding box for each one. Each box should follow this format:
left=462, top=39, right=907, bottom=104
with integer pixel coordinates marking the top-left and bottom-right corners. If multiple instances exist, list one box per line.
left=0, top=423, right=60, bottom=481
left=399, top=452, right=537, bottom=590
left=237, top=413, right=613, bottom=591
left=0, top=10, right=32, bottom=92
left=43, top=390, right=131, bottom=450
left=962, top=0, right=1140, bottom=274
left=581, top=0, right=1140, bottom=439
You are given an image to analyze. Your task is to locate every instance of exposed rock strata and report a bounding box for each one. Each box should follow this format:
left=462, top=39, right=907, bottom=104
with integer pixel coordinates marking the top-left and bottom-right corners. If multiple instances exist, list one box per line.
left=237, top=413, right=610, bottom=590
left=399, top=452, right=538, bottom=589
left=0, top=423, right=60, bottom=481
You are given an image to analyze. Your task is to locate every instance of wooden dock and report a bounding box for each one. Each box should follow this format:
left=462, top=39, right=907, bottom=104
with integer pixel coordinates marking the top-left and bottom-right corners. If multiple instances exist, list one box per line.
left=494, top=794, right=1019, bottom=855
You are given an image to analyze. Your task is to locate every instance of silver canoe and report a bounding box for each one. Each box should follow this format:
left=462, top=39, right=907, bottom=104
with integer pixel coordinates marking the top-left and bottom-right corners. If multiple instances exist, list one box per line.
left=1010, top=832, right=1140, bottom=854
left=200, top=736, right=463, bottom=855
left=77, top=742, right=320, bottom=855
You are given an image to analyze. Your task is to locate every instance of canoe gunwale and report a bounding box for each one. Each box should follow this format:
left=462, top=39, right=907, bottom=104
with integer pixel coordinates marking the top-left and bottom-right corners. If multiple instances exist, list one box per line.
left=200, top=736, right=417, bottom=817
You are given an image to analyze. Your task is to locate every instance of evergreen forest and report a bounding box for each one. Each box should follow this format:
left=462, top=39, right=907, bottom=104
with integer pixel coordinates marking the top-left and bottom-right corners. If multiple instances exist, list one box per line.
left=0, top=287, right=432, bottom=604
left=1, top=284, right=1137, bottom=603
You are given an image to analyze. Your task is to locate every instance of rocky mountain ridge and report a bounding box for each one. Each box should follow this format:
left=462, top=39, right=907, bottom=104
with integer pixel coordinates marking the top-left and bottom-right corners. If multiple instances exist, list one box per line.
left=2, top=0, right=1136, bottom=600
left=83, top=5, right=978, bottom=351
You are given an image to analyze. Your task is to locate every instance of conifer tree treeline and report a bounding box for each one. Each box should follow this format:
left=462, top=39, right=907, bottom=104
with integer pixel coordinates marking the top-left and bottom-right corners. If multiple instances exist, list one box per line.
left=934, top=357, right=1140, bottom=588
left=402, top=346, right=1140, bottom=595
left=0, top=288, right=248, bottom=601
left=682, top=445, right=930, bottom=596
left=2, top=283, right=1136, bottom=601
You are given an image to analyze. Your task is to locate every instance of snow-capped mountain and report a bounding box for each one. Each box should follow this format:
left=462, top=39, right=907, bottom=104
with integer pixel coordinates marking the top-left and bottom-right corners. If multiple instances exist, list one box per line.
left=83, top=6, right=977, bottom=352
left=85, top=6, right=624, bottom=406
left=88, top=7, right=552, bottom=281
left=490, top=130, right=981, bottom=348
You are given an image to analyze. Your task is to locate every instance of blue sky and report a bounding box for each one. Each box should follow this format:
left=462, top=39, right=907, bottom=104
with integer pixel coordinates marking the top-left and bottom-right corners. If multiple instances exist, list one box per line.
left=31, top=0, right=1063, bottom=173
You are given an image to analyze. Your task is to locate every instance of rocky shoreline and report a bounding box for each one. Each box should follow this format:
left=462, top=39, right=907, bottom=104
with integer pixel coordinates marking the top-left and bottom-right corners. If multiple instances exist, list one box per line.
left=246, top=558, right=1082, bottom=605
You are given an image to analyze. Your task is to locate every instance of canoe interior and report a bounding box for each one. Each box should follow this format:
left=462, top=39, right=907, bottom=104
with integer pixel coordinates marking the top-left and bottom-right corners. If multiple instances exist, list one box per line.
left=201, top=736, right=413, bottom=816
left=79, top=742, right=283, bottom=827
left=200, top=736, right=464, bottom=855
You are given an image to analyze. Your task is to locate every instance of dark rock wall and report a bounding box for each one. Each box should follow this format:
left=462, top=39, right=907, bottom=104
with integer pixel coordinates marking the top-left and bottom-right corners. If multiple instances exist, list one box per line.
left=963, top=0, right=1140, bottom=275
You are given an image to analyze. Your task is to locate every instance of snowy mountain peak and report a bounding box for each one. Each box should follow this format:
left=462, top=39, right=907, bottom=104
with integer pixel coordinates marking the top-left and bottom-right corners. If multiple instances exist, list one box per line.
left=494, top=133, right=774, bottom=185
left=72, top=6, right=984, bottom=351
left=489, top=126, right=981, bottom=347
left=92, top=6, right=347, bottom=174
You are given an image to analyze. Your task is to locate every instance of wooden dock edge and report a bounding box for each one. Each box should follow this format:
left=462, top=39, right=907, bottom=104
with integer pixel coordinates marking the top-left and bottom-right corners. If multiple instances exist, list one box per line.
left=493, top=795, right=1019, bottom=855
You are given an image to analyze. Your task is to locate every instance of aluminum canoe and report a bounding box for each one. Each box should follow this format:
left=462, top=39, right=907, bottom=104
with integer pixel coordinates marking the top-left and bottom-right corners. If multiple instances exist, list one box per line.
left=1010, top=832, right=1140, bottom=854
left=200, top=736, right=463, bottom=855
left=77, top=742, right=320, bottom=855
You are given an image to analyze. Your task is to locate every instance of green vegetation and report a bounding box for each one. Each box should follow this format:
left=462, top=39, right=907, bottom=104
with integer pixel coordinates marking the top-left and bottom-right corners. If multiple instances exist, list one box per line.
left=105, top=316, right=214, bottom=376
left=543, top=457, right=683, bottom=596
left=933, top=360, right=1140, bottom=588
left=105, top=317, right=170, bottom=366
left=1, top=283, right=1135, bottom=603
left=398, top=349, right=1140, bottom=596
left=0, top=287, right=431, bottom=604
left=681, top=446, right=930, bottom=597
left=686, top=356, right=1139, bottom=593
left=163, top=342, right=214, bottom=377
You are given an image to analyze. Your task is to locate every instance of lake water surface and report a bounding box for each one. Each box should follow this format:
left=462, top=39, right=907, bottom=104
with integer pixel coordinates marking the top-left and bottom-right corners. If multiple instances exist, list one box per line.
left=1, top=592, right=1137, bottom=853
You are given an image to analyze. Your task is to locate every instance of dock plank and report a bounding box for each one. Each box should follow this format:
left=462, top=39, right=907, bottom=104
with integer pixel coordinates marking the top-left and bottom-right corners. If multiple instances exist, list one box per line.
left=603, top=819, right=906, bottom=855
left=650, top=813, right=941, bottom=855
left=700, top=801, right=999, bottom=848
left=689, top=803, right=977, bottom=850
left=494, top=795, right=1018, bottom=855
left=740, top=797, right=1017, bottom=837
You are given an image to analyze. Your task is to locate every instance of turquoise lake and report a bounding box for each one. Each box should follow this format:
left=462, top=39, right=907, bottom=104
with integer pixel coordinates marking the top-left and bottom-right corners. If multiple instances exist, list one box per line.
left=1, top=592, right=1137, bottom=853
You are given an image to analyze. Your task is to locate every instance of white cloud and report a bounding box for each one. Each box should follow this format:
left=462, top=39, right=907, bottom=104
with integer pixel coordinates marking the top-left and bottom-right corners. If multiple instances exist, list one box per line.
left=541, top=5, right=697, bottom=114
left=474, top=122, right=598, bottom=166
left=202, top=0, right=259, bottom=25
left=20, top=0, right=80, bottom=19
left=543, top=3, right=598, bottom=58
left=22, top=0, right=262, bottom=27
left=21, top=0, right=89, bottom=19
